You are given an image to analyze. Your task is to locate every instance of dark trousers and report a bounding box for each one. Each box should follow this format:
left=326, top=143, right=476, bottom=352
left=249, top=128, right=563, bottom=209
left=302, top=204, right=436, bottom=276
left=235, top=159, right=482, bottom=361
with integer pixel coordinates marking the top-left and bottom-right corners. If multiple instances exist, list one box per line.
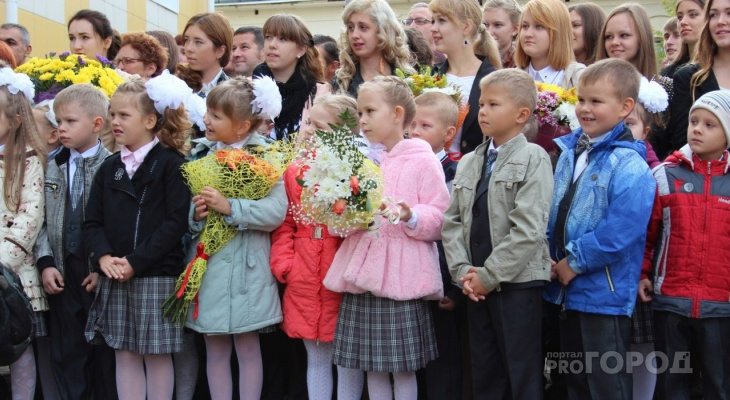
left=421, top=299, right=464, bottom=400
left=467, top=286, right=543, bottom=400
left=260, top=328, right=307, bottom=400
left=47, top=254, right=116, bottom=400
left=654, top=310, right=730, bottom=400
left=559, top=311, right=631, bottom=400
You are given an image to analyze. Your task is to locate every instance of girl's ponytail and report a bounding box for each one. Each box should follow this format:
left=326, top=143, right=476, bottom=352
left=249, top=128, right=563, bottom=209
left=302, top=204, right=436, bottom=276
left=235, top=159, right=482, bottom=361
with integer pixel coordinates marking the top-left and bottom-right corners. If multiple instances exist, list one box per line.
left=474, top=23, right=503, bottom=68
left=158, top=106, right=192, bottom=155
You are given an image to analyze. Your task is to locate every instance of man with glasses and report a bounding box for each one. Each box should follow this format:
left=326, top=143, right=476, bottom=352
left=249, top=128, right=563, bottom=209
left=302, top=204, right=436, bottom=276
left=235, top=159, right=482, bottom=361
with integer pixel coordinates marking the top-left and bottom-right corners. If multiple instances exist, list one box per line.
left=403, top=3, right=445, bottom=63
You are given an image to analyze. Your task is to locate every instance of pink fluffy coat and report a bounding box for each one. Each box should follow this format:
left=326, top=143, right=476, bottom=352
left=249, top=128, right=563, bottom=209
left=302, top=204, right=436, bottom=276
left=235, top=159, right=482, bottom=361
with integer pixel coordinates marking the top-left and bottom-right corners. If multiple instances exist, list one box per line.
left=323, top=138, right=450, bottom=300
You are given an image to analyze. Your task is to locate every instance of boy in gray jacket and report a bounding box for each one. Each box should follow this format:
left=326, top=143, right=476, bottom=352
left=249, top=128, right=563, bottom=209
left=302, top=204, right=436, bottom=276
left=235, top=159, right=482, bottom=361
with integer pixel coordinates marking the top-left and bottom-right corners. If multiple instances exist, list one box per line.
left=442, top=68, right=553, bottom=400
left=34, top=84, right=114, bottom=400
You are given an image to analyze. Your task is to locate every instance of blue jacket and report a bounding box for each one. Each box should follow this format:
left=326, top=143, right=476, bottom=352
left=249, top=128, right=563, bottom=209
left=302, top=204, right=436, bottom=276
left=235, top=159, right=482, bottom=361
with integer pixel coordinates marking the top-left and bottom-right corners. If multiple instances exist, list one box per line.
left=543, top=123, right=655, bottom=317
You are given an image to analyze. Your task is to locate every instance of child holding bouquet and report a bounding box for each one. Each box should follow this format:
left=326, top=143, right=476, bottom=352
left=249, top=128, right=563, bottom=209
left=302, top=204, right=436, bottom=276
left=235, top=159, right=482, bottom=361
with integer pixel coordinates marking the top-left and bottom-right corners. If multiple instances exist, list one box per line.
left=183, top=77, right=288, bottom=400
left=323, top=76, right=450, bottom=399
left=83, top=75, right=193, bottom=399
left=271, top=94, right=365, bottom=400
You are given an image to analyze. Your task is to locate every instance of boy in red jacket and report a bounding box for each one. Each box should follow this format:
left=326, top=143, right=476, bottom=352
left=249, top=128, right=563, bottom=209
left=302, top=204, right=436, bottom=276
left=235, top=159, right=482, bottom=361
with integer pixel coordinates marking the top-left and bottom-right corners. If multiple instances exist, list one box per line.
left=640, top=90, right=730, bottom=399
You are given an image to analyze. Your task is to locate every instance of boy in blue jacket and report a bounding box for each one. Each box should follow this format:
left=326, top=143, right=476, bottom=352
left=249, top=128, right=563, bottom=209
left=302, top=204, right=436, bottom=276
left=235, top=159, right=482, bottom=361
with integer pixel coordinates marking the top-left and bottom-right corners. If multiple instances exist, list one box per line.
left=544, top=58, right=656, bottom=400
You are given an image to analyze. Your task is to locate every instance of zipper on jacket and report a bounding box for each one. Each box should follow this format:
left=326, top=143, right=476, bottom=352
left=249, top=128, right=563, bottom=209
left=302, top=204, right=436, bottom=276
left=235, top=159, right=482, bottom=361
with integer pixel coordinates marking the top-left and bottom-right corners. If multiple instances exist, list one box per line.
left=694, top=161, right=712, bottom=317
left=604, top=266, right=615, bottom=292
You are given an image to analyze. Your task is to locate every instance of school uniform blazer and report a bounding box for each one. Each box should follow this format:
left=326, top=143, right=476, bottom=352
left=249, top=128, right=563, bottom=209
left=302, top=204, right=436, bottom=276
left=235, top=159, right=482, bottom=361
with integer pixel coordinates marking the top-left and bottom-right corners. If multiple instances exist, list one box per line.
left=434, top=56, right=498, bottom=155
left=83, top=144, right=190, bottom=278
left=35, top=146, right=112, bottom=277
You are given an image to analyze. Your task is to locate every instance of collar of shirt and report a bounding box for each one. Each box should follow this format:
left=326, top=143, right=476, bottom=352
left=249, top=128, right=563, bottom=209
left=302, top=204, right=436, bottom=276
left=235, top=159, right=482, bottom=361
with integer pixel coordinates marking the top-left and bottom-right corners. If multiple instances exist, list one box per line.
left=528, top=63, right=563, bottom=85
left=488, top=134, right=521, bottom=153
left=435, top=148, right=448, bottom=163
left=200, top=68, right=225, bottom=94
left=120, top=137, right=159, bottom=178
left=70, top=140, right=102, bottom=164
left=587, top=130, right=612, bottom=144
left=0, top=144, right=5, bottom=155
left=216, top=135, right=252, bottom=150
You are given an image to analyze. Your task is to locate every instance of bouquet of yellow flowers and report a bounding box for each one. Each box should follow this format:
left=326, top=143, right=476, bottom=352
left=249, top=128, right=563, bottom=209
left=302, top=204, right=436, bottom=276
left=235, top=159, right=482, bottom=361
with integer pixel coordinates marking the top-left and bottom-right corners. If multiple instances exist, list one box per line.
left=163, top=141, right=297, bottom=324
left=396, top=66, right=463, bottom=104
left=296, top=111, right=384, bottom=236
left=15, top=52, right=123, bottom=103
left=534, top=82, right=579, bottom=129
left=534, top=82, right=579, bottom=153
left=397, top=67, right=468, bottom=157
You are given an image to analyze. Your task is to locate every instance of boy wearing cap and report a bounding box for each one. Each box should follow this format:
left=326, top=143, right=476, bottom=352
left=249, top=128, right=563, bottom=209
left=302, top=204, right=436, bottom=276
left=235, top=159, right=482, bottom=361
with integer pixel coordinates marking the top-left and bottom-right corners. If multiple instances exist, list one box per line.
left=640, top=89, right=730, bottom=400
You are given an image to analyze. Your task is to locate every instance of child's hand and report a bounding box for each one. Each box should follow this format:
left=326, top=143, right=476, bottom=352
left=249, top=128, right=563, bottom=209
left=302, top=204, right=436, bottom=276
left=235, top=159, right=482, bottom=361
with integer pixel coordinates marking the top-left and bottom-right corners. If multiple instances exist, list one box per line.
left=99, top=255, right=122, bottom=280
left=461, top=267, right=487, bottom=302
left=192, top=195, right=208, bottom=221
left=550, top=258, right=557, bottom=280
left=82, top=272, right=99, bottom=293
left=200, top=187, right=231, bottom=216
left=438, top=296, right=456, bottom=311
left=553, top=258, right=577, bottom=286
left=115, top=257, right=135, bottom=283
left=397, top=201, right=412, bottom=223
left=638, top=279, right=653, bottom=302
left=41, top=267, right=64, bottom=295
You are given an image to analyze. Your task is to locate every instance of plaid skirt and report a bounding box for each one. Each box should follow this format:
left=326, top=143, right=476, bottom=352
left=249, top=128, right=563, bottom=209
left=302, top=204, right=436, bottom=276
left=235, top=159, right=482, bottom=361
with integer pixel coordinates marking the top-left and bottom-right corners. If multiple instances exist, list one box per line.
left=332, top=292, right=438, bottom=372
left=631, top=300, right=654, bottom=344
left=85, top=276, right=183, bottom=354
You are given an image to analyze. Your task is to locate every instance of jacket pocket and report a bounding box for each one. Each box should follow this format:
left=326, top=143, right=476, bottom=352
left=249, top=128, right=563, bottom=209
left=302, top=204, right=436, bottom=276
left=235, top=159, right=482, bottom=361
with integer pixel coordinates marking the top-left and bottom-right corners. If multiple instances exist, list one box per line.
left=604, top=266, right=615, bottom=292
left=241, top=248, right=266, bottom=295
left=44, top=181, right=60, bottom=200
left=453, top=177, right=476, bottom=212
left=494, top=162, right=527, bottom=206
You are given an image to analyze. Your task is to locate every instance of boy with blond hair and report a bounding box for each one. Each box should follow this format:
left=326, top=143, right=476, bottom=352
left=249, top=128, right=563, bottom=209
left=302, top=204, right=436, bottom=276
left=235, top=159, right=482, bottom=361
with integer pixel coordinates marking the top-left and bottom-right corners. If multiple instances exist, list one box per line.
left=411, top=91, right=462, bottom=397
left=34, top=84, right=114, bottom=400
left=442, top=68, right=553, bottom=399
left=544, top=58, right=656, bottom=399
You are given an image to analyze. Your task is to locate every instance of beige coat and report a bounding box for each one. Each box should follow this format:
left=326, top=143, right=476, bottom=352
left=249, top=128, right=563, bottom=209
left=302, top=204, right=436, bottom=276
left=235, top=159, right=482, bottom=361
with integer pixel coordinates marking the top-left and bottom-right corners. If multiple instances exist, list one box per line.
left=0, top=149, right=46, bottom=311
left=442, top=134, right=553, bottom=292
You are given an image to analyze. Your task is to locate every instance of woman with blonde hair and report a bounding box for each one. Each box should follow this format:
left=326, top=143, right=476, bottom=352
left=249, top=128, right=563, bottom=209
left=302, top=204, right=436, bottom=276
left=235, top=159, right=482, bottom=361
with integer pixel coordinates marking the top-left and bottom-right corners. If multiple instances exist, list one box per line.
left=596, top=3, right=658, bottom=80
left=515, top=0, right=585, bottom=88
left=333, top=0, right=414, bottom=96
left=482, top=0, right=522, bottom=68
left=430, top=0, right=501, bottom=156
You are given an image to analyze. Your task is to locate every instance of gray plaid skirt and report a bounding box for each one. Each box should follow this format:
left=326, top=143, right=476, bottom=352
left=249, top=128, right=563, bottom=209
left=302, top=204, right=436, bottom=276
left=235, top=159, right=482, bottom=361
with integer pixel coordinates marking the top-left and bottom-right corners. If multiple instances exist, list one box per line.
left=85, top=276, right=183, bottom=354
left=332, top=292, right=438, bottom=372
left=631, top=300, right=654, bottom=344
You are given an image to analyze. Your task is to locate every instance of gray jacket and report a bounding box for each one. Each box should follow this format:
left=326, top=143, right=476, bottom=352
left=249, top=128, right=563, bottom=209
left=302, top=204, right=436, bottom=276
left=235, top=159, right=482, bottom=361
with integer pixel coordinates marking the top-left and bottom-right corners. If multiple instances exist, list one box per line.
left=34, top=145, right=112, bottom=276
left=442, top=134, right=554, bottom=292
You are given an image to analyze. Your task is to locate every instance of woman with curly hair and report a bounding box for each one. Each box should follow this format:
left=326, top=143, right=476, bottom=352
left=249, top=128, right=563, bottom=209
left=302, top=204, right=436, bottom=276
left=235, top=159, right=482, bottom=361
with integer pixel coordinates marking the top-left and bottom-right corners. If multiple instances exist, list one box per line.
left=333, top=0, right=415, bottom=96
left=430, top=0, right=501, bottom=156
left=114, top=32, right=168, bottom=79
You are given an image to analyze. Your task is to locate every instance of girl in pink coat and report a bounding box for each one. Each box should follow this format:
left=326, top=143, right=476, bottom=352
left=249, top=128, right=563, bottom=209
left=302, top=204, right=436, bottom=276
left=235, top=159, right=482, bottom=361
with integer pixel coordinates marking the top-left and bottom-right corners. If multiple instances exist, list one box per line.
left=323, top=76, right=450, bottom=400
left=270, top=94, right=365, bottom=400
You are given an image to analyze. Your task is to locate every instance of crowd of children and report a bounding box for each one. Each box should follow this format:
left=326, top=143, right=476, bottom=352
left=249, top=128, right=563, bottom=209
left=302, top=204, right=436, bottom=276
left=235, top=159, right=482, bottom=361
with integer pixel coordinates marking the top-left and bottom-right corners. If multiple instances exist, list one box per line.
left=1, top=0, right=730, bottom=399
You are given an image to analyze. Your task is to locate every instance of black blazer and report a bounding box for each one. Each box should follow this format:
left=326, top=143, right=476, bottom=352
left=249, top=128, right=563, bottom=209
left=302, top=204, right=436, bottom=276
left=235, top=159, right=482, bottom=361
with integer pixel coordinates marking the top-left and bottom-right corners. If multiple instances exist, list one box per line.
left=83, top=144, right=190, bottom=278
left=434, top=56, right=498, bottom=155
left=665, top=64, right=719, bottom=156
